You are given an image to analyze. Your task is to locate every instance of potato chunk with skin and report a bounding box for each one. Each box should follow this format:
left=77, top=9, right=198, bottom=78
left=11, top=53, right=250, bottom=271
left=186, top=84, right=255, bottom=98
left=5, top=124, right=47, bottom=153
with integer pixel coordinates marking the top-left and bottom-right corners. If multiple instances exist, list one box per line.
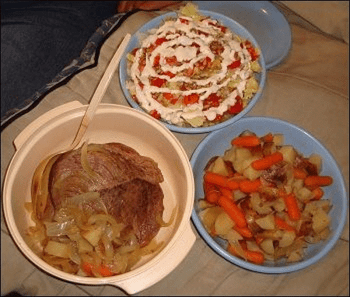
left=255, top=214, right=275, bottom=230
left=215, top=211, right=235, bottom=236
left=209, top=156, right=229, bottom=176
left=279, top=145, right=296, bottom=164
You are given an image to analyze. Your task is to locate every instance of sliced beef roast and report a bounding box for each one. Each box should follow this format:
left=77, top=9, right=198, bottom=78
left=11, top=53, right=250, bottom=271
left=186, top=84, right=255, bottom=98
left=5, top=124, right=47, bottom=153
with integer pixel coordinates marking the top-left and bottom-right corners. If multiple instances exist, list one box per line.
left=47, top=142, right=164, bottom=246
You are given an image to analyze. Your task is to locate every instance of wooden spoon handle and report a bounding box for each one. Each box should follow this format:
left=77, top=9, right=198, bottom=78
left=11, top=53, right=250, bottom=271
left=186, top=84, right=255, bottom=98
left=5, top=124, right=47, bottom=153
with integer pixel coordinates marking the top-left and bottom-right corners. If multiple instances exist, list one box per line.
left=71, top=33, right=131, bottom=149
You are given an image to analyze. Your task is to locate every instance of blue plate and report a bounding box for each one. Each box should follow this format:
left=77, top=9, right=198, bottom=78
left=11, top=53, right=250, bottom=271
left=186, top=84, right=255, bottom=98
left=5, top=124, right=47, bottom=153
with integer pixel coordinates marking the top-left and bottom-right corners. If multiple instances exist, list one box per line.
left=190, top=116, right=348, bottom=273
left=119, top=10, right=266, bottom=134
left=193, top=1, right=292, bottom=69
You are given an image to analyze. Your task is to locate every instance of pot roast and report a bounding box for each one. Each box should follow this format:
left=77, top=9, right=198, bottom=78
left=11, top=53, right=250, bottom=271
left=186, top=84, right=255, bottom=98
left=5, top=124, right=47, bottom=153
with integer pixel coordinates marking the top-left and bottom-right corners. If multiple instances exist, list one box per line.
left=37, top=142, right=164, bottom=247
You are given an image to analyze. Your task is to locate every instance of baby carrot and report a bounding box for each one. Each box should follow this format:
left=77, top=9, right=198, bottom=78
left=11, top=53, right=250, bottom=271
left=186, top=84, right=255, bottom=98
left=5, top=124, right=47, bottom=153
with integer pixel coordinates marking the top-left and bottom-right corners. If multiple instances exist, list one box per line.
left=239, top=178, right=262, bottom=193
left=274, top=216, right=296, bottom=232
left=304, top=175, right=333, bottom=188
left=293, top=167, right=308, bottom=179
left=219, top=187, right=233, bottom=199
left=251, top=151, right=283, bottom=170
left=312, top=187, right=324, bottom=200
left=228, top=244, right=264, bottom=264
left=283, top=193, right=301, bottom=221
left=218, top=195, right=247, bottom=228
left=261, top=133, right=274, bottom=143
left=234, top=225, right=253, bottom=238
left=98, top=265, right=114, bottom=277
left=204, top=172, right=239, bottom=190
left=231, top=135, right=261, bottom=147
left=244, top=250, right=265, bottom=265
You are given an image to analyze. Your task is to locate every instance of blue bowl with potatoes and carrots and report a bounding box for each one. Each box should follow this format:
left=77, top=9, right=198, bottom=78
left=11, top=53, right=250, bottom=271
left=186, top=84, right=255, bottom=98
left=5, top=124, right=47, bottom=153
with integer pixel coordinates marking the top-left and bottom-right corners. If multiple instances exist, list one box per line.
left=190, top=116, right=348, bottom=273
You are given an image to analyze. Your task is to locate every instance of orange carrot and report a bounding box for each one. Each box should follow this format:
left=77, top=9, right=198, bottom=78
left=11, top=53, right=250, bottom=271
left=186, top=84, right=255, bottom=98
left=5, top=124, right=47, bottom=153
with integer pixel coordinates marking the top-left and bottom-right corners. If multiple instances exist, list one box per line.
left=304, top=175, right=333, bottom=188
left=231, top=135, right=261, bottom=147
left=251, top=151, right=283, bottom=170
left=255, top=235, right=264, bottom=245
left=218, top=195, right=247, bottom=228
left=244, top=250, right=265, bottom=265
left=204, top=182, right=220, bottom=204
left=227, top=244, right=264, bottom=264
left=234, top=225, right=253, bottom=238
left=239, top=178, right=262, bottom=193
left=283, top=193, right=301, bottom=221
left=82, top=262, right=93, bottom=276
left=98, top=265, right=114, bottom=277
left=274, top=216, right=296, bottom=232
left=82, top=262, right=114, bottom=277
left=204, top=172, right=239, bottom=190
left=293, top=167, right=308, bottom=179
left=219, top=187, right=233, bottom=199
left=312, top=187, right=324, bottom=200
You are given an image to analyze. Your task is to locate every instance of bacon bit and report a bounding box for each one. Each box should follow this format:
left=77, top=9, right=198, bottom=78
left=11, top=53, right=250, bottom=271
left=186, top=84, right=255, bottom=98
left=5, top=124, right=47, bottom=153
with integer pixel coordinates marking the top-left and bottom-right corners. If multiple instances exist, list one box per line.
left=150, top=109, right=161, bottom=119
left=180, top=18, right=189, bottom=24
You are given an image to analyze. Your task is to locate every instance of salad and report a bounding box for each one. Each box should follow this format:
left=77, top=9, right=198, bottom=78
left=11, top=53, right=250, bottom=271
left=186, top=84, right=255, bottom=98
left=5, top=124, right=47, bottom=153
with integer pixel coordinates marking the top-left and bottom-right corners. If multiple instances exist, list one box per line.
left=125, top=3, right=262, bottom=128
left=198, top=131, right=333, bottom=264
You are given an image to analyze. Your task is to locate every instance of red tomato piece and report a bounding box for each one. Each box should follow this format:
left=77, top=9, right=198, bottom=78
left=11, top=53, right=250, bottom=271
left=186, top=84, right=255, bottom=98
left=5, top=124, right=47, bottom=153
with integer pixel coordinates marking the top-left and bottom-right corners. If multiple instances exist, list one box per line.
left=155, top=37, right=167, bottom=46
left=204, top=93, right=221, bottom=108
left=163, top=71, right=175, bottom=78
left=165, top=56, right=178, bottom=65
left=153, top=55, right=160, bottom=67
left=150, top=77, right=166, bottom=87
left=228, top=60, right=241, bottom=69
left=184, top=93, right=199, bottom=105
left=163, top=93, right=178, bottom=104
left=227, top=96, right=243, bottom=114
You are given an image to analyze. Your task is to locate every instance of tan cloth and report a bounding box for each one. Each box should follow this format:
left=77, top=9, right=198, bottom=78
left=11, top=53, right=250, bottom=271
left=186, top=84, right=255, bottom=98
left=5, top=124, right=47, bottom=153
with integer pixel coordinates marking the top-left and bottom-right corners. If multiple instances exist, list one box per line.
left=1, top=3, right=349, bottom=296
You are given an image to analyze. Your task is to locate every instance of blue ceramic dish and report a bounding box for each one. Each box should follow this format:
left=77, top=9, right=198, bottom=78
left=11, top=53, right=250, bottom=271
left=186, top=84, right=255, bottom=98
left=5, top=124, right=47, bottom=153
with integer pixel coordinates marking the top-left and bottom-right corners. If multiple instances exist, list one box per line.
left=119, top=10, right=267, bottom=134
left=190, top=116, right=348, bottom=273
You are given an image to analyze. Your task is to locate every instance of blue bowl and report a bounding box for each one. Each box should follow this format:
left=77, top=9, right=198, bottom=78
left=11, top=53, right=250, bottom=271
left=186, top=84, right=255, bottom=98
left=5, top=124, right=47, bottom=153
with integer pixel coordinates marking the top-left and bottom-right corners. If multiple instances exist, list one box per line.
left=119, top=10, right=267, bottom=134
left=190, top=116, right=348, bottom=273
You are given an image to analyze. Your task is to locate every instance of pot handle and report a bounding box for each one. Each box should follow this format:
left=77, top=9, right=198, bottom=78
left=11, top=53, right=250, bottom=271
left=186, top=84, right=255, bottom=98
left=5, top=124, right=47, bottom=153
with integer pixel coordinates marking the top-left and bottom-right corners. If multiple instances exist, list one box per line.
left=14, top=101, right=83, bottom=150
left=110, top=223, right=196, bottom=295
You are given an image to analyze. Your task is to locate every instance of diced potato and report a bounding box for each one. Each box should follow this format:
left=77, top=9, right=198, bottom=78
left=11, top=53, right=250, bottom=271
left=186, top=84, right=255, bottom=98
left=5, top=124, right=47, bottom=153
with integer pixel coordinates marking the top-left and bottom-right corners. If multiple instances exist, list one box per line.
left=260, top=239, right=274, bottom=254
left=287, top=249, right=303, bottom=262
left=250, top=193, right=273, bottom=215
left=296, top=187, right=313, bottom=202
left=199, top=206, right=223, bottom=231
left=246, top=240, right=263, bottom=253
left=308, top=153, right=322, bottom=173
left=209, top=156, right=229, bottom=176
left=312, top=208, right=330, bottom=233
left=243, top=165, right=263, bottom=181
left=82, top=227, right=103, bottom=247
left=255, top=214, right=275, bottom=230
left=235, top=147, right=252, bottom=161
left=223, top=147, right=236, bottom=163
left=215, top=212, right=235, bottom=236
left=273, top=134, right=284, bottom=146
left=45, top=241, right=70, bottom=258
left=224, top=229, right=243, bottom=243
left=198, top=199, right=214, bottom=210
left=272, top=198, right=285, bottom=212
left=279, top=231, right=296, bottom=248
left=292, top=179, right=304, bottom=191
left=233, top=189, right=246, bottom=201
left=279, top=145, right=296, bottom=164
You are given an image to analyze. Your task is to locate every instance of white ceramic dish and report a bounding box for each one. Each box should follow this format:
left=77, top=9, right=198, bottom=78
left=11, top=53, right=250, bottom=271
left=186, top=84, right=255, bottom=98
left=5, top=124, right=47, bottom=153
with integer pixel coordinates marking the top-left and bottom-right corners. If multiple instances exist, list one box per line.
left=191, top=116, right=348, bottom=273
left=119, top=10, right=266, bottom=134
left=2, top=101, right=196, bottom=294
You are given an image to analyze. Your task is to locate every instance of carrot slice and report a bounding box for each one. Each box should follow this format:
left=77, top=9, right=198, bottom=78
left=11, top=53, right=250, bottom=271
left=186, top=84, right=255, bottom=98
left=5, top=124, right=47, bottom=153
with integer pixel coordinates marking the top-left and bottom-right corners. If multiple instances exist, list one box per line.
left=283, top=193, right=301, bottom=221
left=231, top=135, right=261, bottom=147
left=274, top=216, right=296, bottom=232
left=239, top=179, right=262, bottom=193
left=304, top=175, right=333, bottom=188
left=251, top=152, right=283, bottom=170
left=218, top=195, right=247, bottom=228
left=233, top=225, right=253, bottom=238
left=293, top=167, right=308, bottom=179
left=204, top=172, right=239, bottom=190
left=204, top=182, right=220, bottom=204
left=312, top=187, right=324, bottom=200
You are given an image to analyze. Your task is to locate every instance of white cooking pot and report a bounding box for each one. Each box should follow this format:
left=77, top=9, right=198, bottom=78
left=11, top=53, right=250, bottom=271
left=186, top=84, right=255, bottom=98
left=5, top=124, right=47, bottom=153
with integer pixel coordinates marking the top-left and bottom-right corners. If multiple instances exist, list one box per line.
left=2, top=101, right=196, bottom=294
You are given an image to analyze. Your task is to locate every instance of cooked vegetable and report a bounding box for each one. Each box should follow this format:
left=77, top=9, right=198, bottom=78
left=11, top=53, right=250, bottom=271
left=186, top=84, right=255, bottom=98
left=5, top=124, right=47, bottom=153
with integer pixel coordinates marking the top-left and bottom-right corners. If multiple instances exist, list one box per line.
left=198, top=130, right=334, bottom=265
